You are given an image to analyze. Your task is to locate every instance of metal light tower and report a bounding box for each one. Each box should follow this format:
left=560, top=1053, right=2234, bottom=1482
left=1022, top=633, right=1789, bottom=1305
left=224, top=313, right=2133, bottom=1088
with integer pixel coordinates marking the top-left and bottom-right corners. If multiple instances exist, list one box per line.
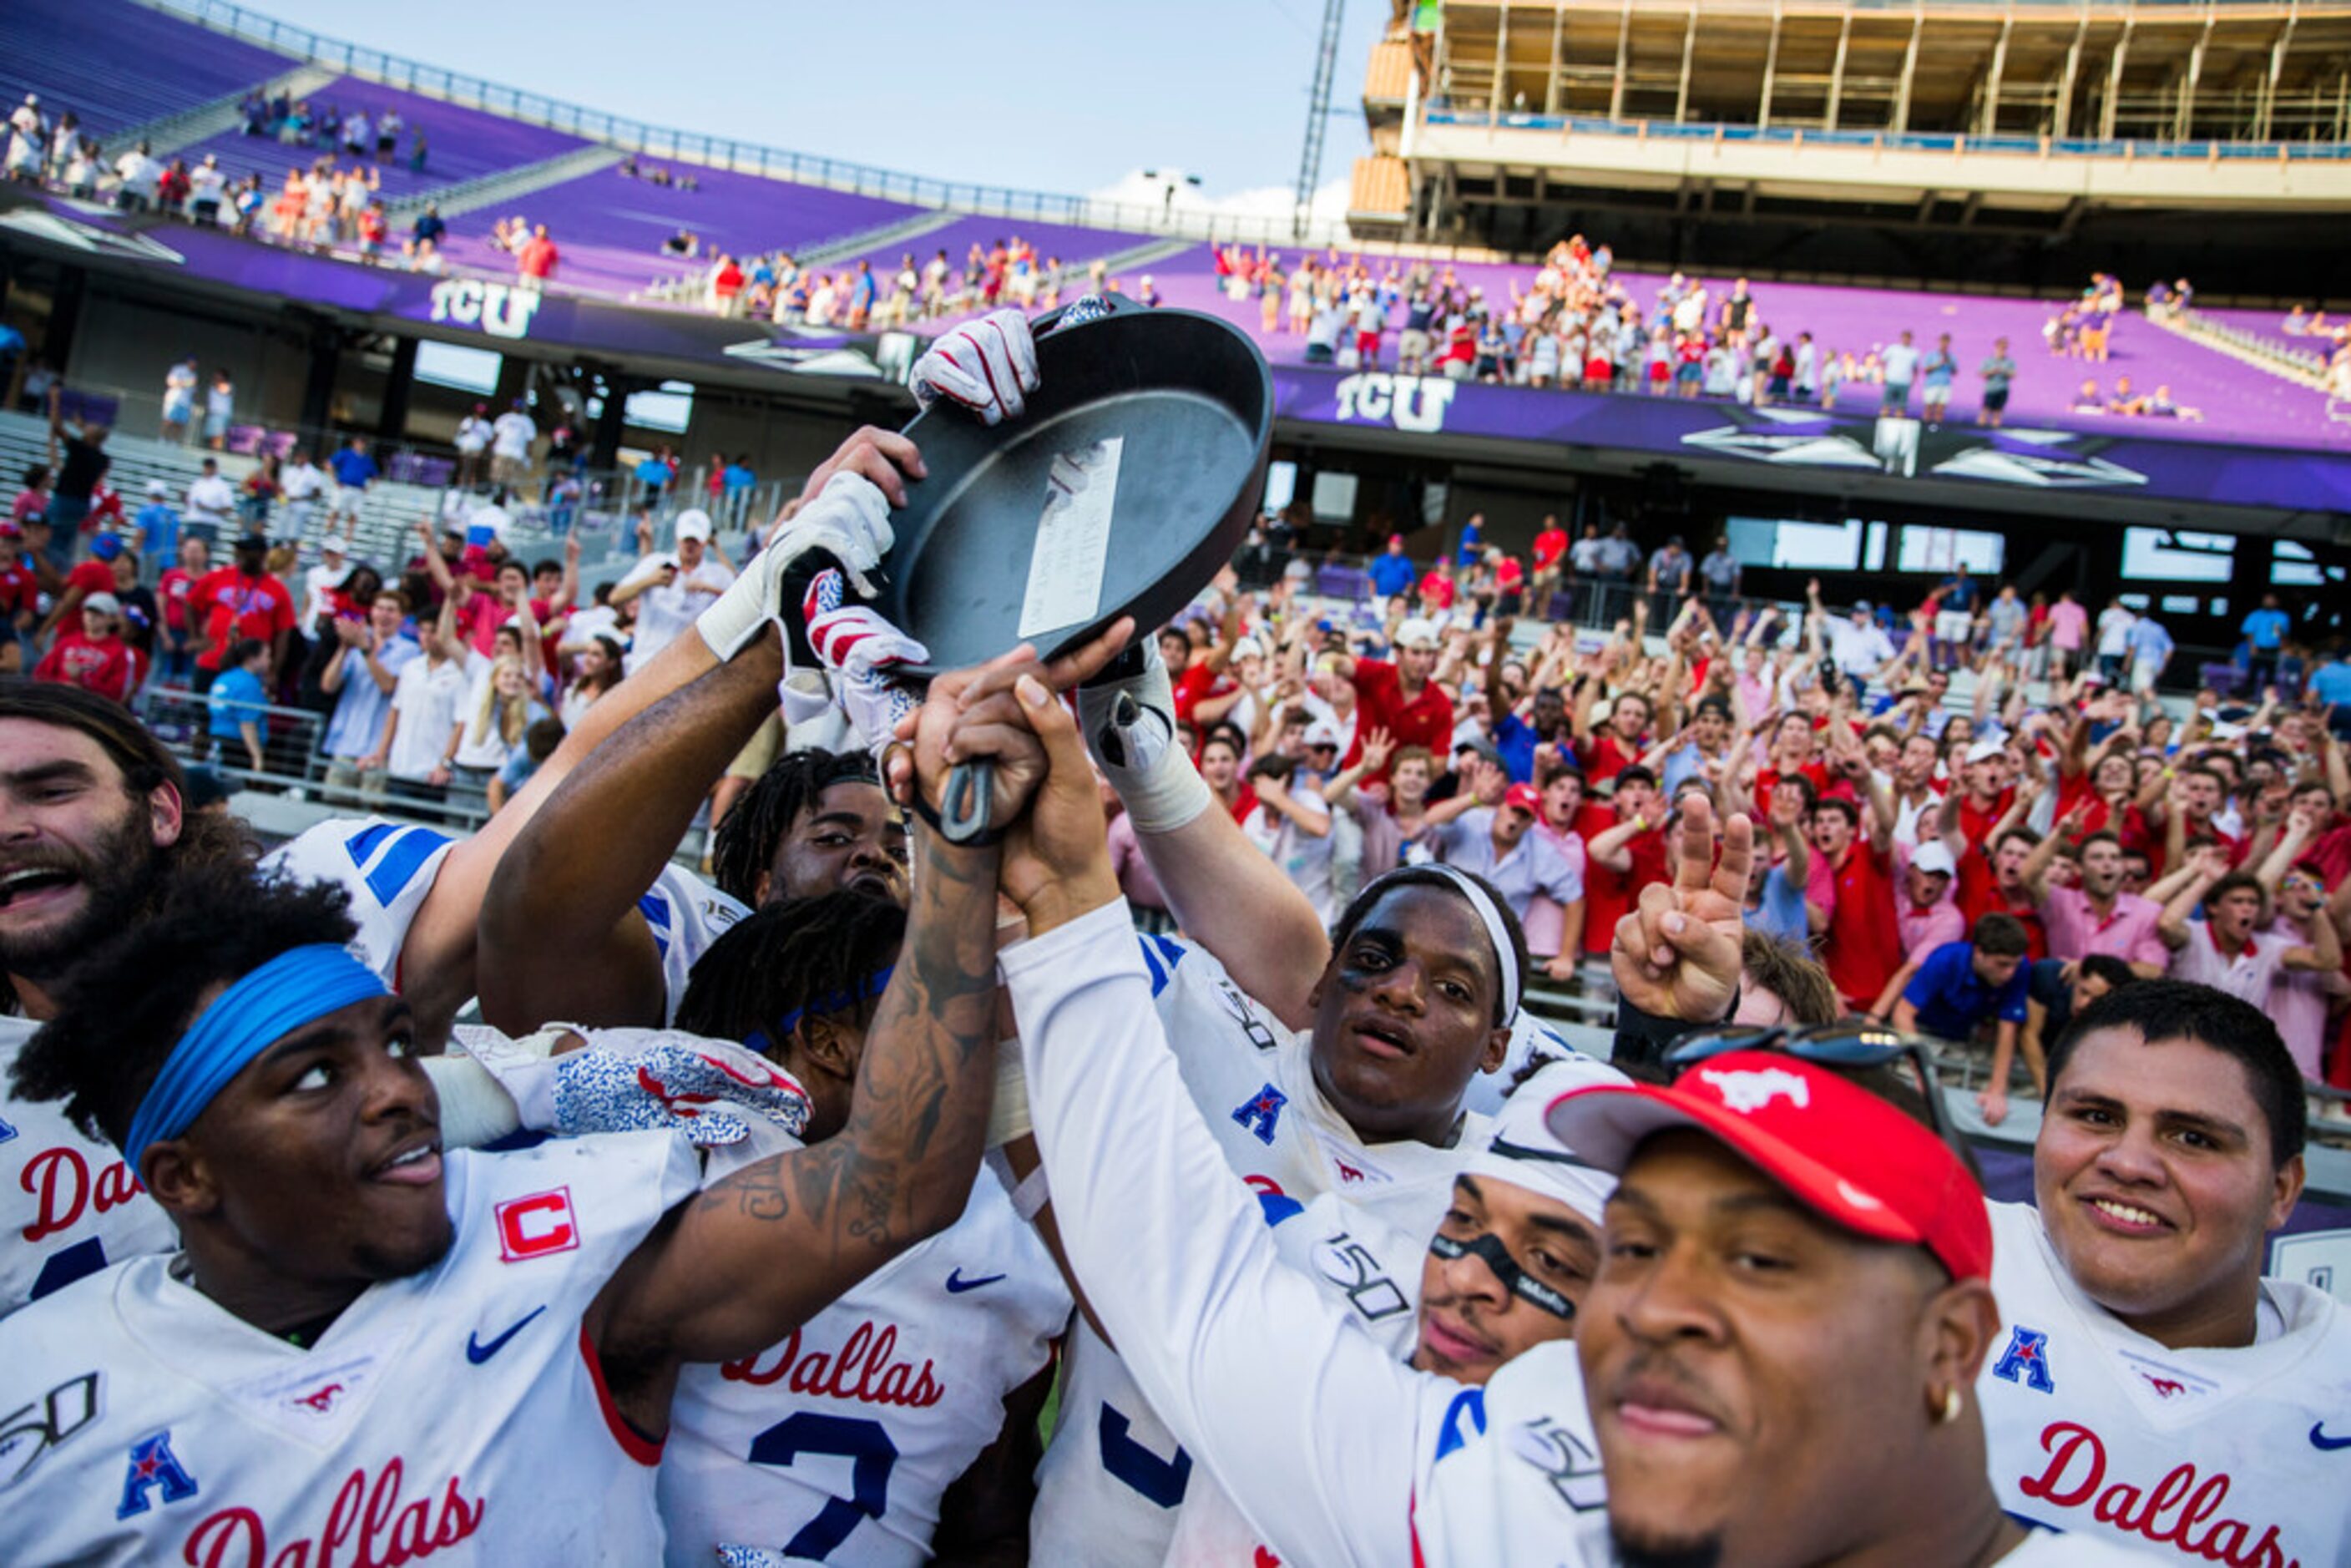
left=1293, top=0, right=1345, bottom=242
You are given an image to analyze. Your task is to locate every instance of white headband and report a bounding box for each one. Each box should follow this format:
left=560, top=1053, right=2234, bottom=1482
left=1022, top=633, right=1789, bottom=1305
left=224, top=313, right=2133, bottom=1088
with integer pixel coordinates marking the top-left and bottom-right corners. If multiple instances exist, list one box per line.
left=1414, top=864, right=1521, bottom=1023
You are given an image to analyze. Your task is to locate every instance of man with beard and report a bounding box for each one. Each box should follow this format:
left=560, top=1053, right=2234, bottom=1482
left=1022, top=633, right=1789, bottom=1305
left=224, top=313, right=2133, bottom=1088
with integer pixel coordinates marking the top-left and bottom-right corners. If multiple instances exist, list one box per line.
left=0, top=650, right=1030, bottom=1564
left=0, top=683, right=250, bottom=1314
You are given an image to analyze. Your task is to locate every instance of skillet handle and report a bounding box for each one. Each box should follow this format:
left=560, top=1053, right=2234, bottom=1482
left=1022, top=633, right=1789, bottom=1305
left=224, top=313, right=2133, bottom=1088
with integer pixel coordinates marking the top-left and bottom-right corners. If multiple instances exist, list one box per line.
left=939, top=761, right=996, bottom=846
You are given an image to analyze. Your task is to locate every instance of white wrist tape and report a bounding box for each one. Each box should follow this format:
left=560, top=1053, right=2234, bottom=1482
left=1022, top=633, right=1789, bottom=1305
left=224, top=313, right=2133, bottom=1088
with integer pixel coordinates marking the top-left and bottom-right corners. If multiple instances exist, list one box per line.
left=984, top=1036, right=1030, bottom=1150
left=420, top=1052, right=523, bottom=1149
left=695, top=567, right=774, bottom=661
left=1112, top=743, right=1215, bottom=836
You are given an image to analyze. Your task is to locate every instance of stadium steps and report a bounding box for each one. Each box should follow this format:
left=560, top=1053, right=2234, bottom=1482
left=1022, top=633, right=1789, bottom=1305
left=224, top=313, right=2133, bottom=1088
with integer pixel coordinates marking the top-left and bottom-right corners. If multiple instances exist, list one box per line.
left=1088, top=235, right=1197, bottom=281
left=790, top=208, right=963, bottom=270
left=116, top=62, right=338, bottom=159
left=2148, top=309, right=2331, bottom=394
left=382, top=143, right=624, bottom=224
left=0, top=411, right=441, bottom=570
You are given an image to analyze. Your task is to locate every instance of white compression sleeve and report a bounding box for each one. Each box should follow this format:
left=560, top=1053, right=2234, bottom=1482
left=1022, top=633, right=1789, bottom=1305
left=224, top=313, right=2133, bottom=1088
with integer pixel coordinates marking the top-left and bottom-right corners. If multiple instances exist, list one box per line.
left=1002, top=900, right=1443, bottom=1568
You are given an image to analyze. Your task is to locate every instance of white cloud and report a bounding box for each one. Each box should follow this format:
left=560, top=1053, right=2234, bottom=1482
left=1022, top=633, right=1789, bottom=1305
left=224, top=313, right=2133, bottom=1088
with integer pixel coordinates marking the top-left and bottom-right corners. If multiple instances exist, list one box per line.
left=1086, top=169, right=1352, bottom=230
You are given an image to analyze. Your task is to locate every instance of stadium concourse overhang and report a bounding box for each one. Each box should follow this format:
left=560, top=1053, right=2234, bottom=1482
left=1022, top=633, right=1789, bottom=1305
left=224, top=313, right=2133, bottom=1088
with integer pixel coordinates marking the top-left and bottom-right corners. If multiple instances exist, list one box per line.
left=5, top=188, right=2348, bottom=559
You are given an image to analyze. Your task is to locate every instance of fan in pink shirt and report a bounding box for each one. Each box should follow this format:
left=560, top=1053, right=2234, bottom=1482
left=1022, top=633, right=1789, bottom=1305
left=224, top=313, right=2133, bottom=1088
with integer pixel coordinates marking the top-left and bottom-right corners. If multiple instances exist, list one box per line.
left=2020, top=826, right=2168, bottom=978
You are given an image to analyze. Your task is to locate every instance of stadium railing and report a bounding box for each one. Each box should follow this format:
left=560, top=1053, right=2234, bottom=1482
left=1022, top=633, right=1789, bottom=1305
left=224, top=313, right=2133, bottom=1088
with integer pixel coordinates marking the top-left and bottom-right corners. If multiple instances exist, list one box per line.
left=151, top=0, right=1356, bottom=250
left=1419, top=108, right=2351, bottom=165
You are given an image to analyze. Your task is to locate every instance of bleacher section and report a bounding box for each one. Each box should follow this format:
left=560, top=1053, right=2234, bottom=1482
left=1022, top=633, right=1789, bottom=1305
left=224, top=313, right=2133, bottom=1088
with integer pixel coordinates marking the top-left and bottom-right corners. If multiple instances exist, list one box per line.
left=822, top=215, right=1162, bottom=291
left=1140, top=248, right=2351, bottom=453
left=433, top=163, right=923, bottom=297
left=0, top=0, right=291, bottom=138
left=173, top=77, right=588, bottom=202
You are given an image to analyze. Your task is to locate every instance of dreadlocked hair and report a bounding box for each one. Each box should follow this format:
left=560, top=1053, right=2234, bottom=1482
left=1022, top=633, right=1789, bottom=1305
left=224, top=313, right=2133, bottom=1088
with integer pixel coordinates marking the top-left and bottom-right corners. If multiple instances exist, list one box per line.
left=0, top=680, right=255, bottom=877
left=708, top=749, right=880, bottom=906
left=674, top=889, right=907, bottom=1054
left=10, top=862, right=357, bottom=1151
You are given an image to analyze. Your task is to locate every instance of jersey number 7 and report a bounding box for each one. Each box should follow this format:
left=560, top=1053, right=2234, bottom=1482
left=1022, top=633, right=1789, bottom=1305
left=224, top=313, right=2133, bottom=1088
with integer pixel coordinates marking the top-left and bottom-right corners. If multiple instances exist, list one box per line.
left=746, top=1412, right=900, bottom=1560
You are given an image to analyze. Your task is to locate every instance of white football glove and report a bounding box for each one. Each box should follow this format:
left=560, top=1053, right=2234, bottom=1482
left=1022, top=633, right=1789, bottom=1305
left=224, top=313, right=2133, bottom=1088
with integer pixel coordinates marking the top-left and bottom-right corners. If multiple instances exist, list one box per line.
left=695, top=470, right=897, bottom=659
left=911, top=309, right=1040, bottom=427
left=803, top=566, right=928, bottom=759
left=1076, top=635, right=1212, bottom=833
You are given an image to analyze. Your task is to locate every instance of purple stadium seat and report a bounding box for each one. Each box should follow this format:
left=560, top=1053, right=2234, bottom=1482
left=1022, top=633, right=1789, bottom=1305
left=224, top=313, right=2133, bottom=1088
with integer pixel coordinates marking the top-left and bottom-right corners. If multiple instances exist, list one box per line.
left=174, top=77, right=588, bottom=203
left=1140, top=245, right=2351, bottom=453
left=434, top=164, right=923, bottom=296
left=0, top=0, right=290, bottom=136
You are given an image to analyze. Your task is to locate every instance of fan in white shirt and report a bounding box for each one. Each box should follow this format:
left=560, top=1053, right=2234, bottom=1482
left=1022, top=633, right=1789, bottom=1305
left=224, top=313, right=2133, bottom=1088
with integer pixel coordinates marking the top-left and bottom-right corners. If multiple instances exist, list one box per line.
left=1977, top=977, right=2350, bottom=1566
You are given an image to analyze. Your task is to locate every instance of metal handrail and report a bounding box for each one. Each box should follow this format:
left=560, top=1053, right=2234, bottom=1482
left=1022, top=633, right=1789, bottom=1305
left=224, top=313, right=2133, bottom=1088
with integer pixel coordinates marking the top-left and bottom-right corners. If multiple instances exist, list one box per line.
left=142, top=0, right=1359, bottom=250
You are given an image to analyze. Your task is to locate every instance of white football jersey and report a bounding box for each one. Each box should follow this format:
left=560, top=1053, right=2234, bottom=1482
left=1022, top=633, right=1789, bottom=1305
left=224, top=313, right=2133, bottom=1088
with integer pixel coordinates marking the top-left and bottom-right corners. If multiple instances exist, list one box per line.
left=661, top=1151, right=1069, bottom=1567
left=1029, top=929, right=1487, bottom=1567
left=261, top=817, right=746, bottom=1022
left=637, top=862, right=751, bottom=1026
left=0, top=1019, right=176, bottom=1318
left=0, top=1131, right=700, bottom=1565
left=260, top=817, right=457, bottom=988
left=1978, top=1200, right=2351, bottom=1567
left=1162, top=1191, right=1426, bottom=1566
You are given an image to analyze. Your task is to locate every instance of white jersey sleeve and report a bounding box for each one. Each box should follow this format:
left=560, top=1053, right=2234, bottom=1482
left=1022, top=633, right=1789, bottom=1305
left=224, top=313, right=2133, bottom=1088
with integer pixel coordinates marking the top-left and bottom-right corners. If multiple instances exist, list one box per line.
left=0, top=1021, right=177, bottom=1318
left=0, top=1132, right=700, bottom=1565
left=1030, top=926, right=1482, bottom=1565
left=259, top=817, right=458, bottom=986
left=1407, top=1340, right=1611, bottom=1565
left=639, top=862, right=751, bottom=1025
left=1005, top=900, right=1464, bottom=1568
left=1976, top=1200, right=2351, bottom=1567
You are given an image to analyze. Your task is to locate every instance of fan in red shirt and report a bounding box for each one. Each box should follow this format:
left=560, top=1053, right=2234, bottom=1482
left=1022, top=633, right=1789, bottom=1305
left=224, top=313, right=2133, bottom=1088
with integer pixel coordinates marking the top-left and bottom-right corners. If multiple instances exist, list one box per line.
left=1338, top=618, right=1454, bottom=786
left=1949, top=738, right=2019, bottom=847
left=2125, top=763, right=2242, bottom=877
left=42, top=534, right=124, bottom=635
left=33, top=593, right=139, bottom=704
left=1530, top=518, right=1570, bottom=576
left=0, top=530, right=38, bottom=669
left=190, top=532, right=297, bottom=685
left=1572, top=687, right=1653, bottom=786
left=1578, top=765, right=1671, bottom=957
left=1416, top=560, right=1457, bottom=614
left=1751, top=711, right=1833, bottom=803
left=1812, top=756, right=1904, bottom=1009
left=1953, top=827, right=2050, bottom=960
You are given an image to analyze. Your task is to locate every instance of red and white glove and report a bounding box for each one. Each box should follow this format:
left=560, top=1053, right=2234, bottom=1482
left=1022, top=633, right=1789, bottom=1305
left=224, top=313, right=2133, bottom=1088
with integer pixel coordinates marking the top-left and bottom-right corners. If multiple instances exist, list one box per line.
left=695, top=470, right=897, bottom=659
left=911, top=309, right=1040, bottom=426
left=803, top=566, right=928, bottom=756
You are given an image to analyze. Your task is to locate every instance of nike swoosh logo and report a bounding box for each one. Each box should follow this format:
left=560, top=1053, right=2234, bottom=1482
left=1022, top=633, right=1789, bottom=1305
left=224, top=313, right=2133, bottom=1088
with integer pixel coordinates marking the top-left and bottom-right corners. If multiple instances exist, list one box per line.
left=465, top=1304, right=547, bottom=1364
left=2313, top=1422, right=2351, bottom=1452
left=945, top=1268, right=1006, bottom=1294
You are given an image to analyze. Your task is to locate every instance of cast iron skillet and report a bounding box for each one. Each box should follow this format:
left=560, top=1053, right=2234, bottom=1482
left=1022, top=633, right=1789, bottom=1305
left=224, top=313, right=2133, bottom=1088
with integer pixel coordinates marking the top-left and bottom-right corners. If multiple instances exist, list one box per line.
left=868, top=299, right=1272, bottom=837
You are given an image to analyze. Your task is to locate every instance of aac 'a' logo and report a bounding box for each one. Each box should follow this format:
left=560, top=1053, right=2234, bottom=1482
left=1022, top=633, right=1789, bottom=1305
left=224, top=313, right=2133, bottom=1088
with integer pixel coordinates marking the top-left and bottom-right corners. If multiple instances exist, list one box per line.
left=1992, top=1326, right=2055, bottom=1393
left=1231, top=1083, right=1287, bottom=1146
left=116, top=1429, right=199, bottom=1519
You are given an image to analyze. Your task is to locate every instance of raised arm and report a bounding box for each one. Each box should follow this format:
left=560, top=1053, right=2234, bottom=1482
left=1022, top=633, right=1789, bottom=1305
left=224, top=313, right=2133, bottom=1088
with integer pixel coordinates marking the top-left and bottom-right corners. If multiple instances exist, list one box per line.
left=998, top=690, right=1436, bottom=1568
left=2156, top=847, right=2228, bottom=950
left=2283, top=899, right=2343, bottom=974
left=587, top=658, right=1028, bottom=1435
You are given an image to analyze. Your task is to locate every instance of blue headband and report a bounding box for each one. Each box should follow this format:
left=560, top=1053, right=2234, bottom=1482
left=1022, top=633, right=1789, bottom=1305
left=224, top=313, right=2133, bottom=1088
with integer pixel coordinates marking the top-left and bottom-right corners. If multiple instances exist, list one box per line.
left=123, top=944, right=390, bottom=1175
left=744, top=964, right=896, bottom=1058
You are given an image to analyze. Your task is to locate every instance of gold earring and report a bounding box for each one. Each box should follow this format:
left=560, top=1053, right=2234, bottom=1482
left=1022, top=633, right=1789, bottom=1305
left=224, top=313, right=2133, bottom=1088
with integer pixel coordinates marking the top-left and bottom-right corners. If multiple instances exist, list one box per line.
left=1936, top=1385, right=1964, bottom=1425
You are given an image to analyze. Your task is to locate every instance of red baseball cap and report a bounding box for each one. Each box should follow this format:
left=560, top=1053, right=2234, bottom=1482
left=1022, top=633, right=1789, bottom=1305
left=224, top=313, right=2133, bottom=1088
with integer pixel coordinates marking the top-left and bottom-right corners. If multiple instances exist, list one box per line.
left=1545, top=1050, right=1991, bottom=1281
left=1503, top=782, right=1542, bottom=815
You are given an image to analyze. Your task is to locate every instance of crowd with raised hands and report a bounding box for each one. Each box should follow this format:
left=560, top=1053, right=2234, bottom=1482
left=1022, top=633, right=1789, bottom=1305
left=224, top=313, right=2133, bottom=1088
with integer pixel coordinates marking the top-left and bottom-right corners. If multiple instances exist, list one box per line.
left=0, top=302, right=2344, bottom=1568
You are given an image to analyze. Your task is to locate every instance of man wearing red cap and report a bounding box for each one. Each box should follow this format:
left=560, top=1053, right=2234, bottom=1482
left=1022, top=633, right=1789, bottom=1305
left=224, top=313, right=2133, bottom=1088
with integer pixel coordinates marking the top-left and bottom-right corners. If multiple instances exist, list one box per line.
left=993, top=732, right=2136, bottom=1565
left=1430, top=780, right=1586, bottom=976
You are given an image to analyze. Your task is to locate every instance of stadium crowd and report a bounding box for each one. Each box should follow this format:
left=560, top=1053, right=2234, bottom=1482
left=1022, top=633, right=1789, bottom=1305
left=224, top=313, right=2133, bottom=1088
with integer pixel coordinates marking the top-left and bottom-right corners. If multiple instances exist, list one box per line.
left=0, top=299, right=2345, bottom=1568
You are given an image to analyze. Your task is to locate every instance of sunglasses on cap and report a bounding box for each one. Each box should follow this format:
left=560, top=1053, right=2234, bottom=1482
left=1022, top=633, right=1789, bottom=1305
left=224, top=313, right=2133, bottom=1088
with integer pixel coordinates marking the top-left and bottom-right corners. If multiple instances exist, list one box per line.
left=1427, top=1229, right=1576, bottom=1320
left=1665, top=1022, right=1951, bottom=1143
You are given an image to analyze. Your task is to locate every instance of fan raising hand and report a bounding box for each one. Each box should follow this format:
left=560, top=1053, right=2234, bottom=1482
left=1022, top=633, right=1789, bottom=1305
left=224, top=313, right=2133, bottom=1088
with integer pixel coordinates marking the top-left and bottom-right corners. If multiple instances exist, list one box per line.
left=1610, top=794, right=1754, bottom=1023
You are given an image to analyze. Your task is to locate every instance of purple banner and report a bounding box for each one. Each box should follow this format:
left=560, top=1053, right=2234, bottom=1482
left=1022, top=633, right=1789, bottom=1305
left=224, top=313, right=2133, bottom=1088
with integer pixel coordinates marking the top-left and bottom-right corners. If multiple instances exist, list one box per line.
left=14, top=195, right=2351, bottom=514
left=1268, top=364, right=2351, bottom=514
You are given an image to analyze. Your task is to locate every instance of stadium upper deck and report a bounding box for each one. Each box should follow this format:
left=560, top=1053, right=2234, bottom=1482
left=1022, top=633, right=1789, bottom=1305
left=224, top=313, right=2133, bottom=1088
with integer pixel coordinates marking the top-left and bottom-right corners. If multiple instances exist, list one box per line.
left=1355, top=0, right=2351, bottom=291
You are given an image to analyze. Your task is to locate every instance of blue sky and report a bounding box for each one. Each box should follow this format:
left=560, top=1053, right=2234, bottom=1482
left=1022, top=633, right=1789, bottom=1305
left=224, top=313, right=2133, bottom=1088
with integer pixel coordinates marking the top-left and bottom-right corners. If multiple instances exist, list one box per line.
left=235, top=0, right=1389, bottom=215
